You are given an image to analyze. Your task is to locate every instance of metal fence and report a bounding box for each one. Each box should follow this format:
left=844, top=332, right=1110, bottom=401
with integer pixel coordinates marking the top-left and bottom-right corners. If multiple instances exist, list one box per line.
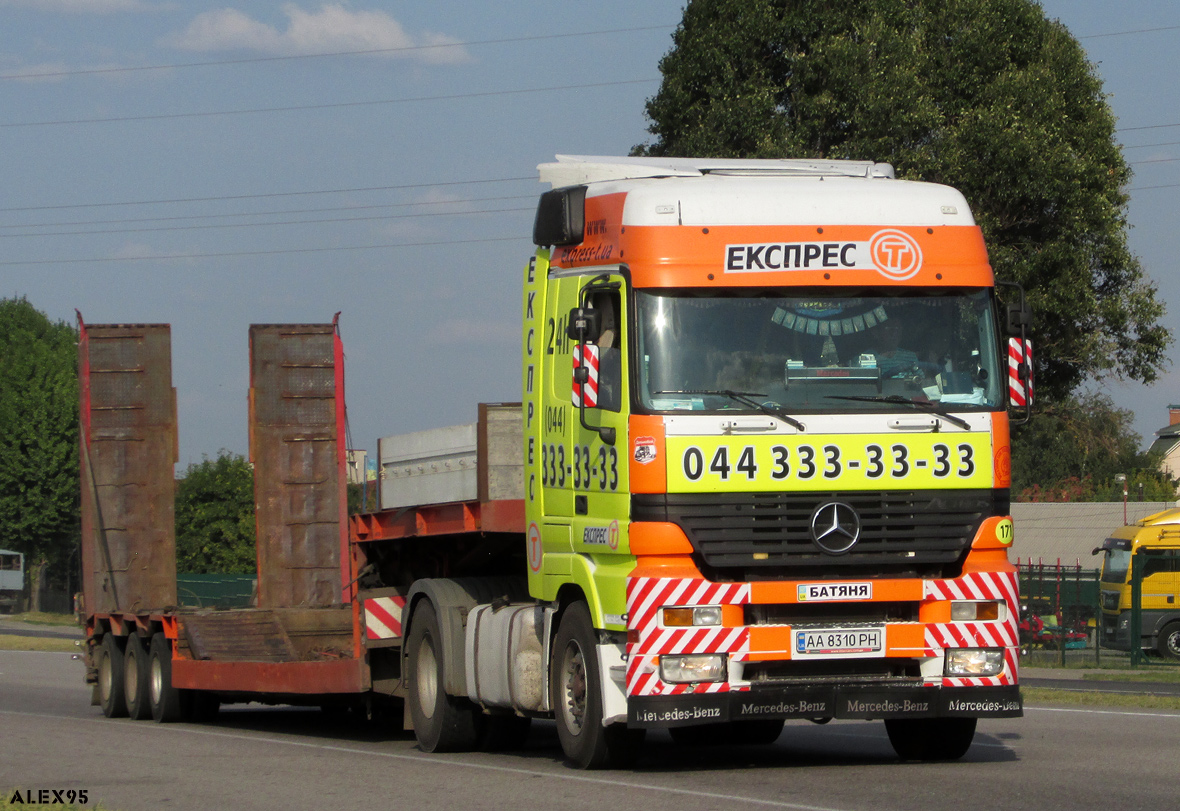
left=1017, top=558, right=1180, bottom=670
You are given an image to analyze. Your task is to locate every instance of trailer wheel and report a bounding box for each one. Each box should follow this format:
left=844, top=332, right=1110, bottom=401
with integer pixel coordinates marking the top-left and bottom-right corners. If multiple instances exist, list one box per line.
left=885, top=717, right=976, bottom=761
left=123, top=635, right=153, bottom=720
left=551, top=601, right=644, bottom=769
left=97, top=634, right=128, bottom=718
left=149, top=633, right=184, bottom=723
left=1157, top=623, right=1180, bottom=661
left=406, top=601, right=480, bottom=752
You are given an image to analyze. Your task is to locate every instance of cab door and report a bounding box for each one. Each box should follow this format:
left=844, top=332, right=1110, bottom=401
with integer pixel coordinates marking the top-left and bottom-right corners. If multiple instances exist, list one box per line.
left=536, top=269, right=632, bottom=622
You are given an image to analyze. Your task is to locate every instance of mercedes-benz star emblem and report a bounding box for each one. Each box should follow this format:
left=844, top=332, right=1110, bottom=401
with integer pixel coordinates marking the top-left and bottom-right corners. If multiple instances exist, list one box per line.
left=809, top=502, right=861, bottom=555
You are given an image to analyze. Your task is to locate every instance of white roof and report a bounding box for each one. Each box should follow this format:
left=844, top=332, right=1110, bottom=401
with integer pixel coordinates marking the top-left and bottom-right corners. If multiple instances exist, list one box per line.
left=537, top=155, right=976, bottom=228
left=538, top=154, right=895, bottom=186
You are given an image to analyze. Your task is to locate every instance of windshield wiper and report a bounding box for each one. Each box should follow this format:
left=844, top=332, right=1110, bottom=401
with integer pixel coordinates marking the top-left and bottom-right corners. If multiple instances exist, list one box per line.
left=654, top=390, right=805, bottom=431
left=825, top=395, right=972, bottom=430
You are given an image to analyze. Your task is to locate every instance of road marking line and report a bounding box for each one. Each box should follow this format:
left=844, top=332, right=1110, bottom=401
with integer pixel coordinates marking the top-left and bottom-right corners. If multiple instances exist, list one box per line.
left=0, top=709, right=857, bottom=811
left=1025, top=705, right=1180, bottom=718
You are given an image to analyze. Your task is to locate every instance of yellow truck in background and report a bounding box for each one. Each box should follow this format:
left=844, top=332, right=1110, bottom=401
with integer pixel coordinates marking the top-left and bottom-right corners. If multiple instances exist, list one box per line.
left=1095, top=510, right=1180, bottom=660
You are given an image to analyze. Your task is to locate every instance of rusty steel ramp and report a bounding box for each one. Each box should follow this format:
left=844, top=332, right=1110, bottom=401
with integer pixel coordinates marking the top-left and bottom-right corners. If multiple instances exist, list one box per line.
left=78, top=319, right=178, bottom=615
left=249, top=322, right=349, bottom=609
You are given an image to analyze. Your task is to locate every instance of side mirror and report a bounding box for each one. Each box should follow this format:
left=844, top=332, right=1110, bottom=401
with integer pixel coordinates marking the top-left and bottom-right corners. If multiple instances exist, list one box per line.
left=1007, top=300, right=1032, bottom=336
left=566, top=307, right=601, bottom=343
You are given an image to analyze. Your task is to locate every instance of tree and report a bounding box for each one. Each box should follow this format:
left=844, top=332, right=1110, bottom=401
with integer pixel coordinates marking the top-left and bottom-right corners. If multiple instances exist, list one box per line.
left=175, top=451, right=256, bottom=574
left=1010, top=393, right=1175, bottom=502
left=637, top=0, right=1170, bottom=401
left=0, top=297, right=79, bottom=607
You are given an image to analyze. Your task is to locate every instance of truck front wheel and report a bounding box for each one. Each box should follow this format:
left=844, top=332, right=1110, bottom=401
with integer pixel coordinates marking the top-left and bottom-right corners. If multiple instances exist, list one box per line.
left=406, top=601, right=480, bottom=752
left=97, top=634, right=128, bottom=718
left=1157, top=623, right=1180, bottom=660
left=885, top=717, right=976, bottom=761
left=551, top=601, right=644, bottom=769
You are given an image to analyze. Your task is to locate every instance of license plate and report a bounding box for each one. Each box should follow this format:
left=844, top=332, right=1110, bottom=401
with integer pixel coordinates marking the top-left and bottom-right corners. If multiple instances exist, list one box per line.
left=794, top=626, right=885, bottom=658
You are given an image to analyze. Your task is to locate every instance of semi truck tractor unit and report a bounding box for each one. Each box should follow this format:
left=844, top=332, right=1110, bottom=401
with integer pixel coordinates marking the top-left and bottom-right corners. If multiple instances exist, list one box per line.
left=1095, top=509, right=1180, bottom=659
left=78, top=156, right=1029, bottom=769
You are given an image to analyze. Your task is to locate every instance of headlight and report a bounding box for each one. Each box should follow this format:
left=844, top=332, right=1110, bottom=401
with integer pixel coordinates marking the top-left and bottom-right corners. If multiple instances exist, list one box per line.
left=662, top=606, right=723, bottom=627
left=950, top=601, right=1004, bottom=621
left=660, top=654, right=727, bottom=683
left=945, top=649, right=1004, bottom=677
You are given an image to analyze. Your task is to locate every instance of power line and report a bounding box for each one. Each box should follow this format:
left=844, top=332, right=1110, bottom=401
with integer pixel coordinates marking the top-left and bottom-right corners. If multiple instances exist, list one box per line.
left=1128, top=183, right=1180, bottom=192
left=0, top=194, right=537, bottom=230
left=1118, top=122, right=1180, bottom=133
left=0, top=204, right=534, bottom=238
left=0, top=25, right=675, bottom=82
left=1122, top=141, right=1180, bottom=151
left=0, top=235, right=527, bottom=267
left=0, top=175, right=534, bottom=213
left=0, top=78, right=658, bottom=128
left=1078, top=24, right=1180, bottom=40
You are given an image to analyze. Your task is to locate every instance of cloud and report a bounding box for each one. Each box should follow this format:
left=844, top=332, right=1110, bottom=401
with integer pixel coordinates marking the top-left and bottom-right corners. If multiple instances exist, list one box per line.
left=0, top=0, right=166, bottom=12
left=163, top=4, right=470, bottom=64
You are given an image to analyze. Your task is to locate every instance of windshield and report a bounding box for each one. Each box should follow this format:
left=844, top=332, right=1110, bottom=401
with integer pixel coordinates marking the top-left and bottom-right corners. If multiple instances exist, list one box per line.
left=635, top=289, right=1004, bottom=413
left=1101, top=549, right=1131, bottom=584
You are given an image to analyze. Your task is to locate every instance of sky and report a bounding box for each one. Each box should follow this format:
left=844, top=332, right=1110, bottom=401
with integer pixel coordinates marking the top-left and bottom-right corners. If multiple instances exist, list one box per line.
left=2, top=1, right=1179, bottom=470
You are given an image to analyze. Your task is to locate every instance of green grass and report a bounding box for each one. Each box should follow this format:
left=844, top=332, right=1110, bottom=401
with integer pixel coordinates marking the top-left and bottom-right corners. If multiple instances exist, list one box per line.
left=1, top=790, right=115, bottom=810
left=6, top=611, right=78, bottom=627
left=1080, top=669, right=1180, bottom=683
left=0, top=634, right=79, bottom=653
left=1023, top=686, right=1180, bottom=711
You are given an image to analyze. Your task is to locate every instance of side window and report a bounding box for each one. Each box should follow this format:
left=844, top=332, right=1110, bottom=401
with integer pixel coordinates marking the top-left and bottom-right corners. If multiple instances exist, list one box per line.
left=590, top=290, right=622, bottom=413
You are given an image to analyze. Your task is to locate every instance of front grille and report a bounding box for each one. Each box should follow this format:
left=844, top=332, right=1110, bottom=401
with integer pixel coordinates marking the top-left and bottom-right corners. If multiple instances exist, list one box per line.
left=742, top=658, right=923, bottom=685
left=633, top=489, right=1007, bottom=580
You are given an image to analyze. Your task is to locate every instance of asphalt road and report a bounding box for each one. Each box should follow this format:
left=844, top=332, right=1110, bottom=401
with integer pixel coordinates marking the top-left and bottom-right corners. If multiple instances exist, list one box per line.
left=2, top=650, right=1177, bottom=811
left=0, top=617, right=82, bottom=640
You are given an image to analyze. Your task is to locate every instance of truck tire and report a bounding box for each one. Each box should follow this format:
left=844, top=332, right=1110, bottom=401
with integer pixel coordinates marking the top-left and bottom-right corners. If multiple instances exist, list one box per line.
left=406, top=601, right=480, bottom=752
left=97, top=634, right=128, bottom=718
left=885, top=717, right=976, bottom=761
left=149, top=633, right=184, bottom=723
left=123, top=635, right=153, bottom=720
left=1157, top=623, right=1180, bottom=661
left=551, top=601, right=644, bottom=769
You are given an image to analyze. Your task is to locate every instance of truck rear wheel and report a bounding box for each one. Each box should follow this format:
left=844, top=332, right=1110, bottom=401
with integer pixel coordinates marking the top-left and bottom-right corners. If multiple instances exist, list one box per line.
left=123, top=636, right=153, bottom=720
left=551, top=601, right=644, bottom=769
left=97, top=634, right=128, bottom=718
left=885, top=717, right=976, bottom=761
left=406, top=601, right=480, bottom=752
left=148, top=633, right=184, bottom=723
left=1157, top=623, right=1180, bottom=660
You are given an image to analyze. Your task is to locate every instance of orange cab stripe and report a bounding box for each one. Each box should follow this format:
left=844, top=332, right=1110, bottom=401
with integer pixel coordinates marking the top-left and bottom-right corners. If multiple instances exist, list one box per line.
left=630, top=521, right=693, bottom=555
left=991, top=411, right=1012, bottom=488
left=628, top=415, right=666, bottom=494
left=623, top=224, right=992, bottom=288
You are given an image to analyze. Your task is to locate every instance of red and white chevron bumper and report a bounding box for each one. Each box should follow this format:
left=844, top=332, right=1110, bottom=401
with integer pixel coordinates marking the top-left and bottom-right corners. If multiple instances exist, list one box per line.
left=624, top=570, right=1020, bottom=697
